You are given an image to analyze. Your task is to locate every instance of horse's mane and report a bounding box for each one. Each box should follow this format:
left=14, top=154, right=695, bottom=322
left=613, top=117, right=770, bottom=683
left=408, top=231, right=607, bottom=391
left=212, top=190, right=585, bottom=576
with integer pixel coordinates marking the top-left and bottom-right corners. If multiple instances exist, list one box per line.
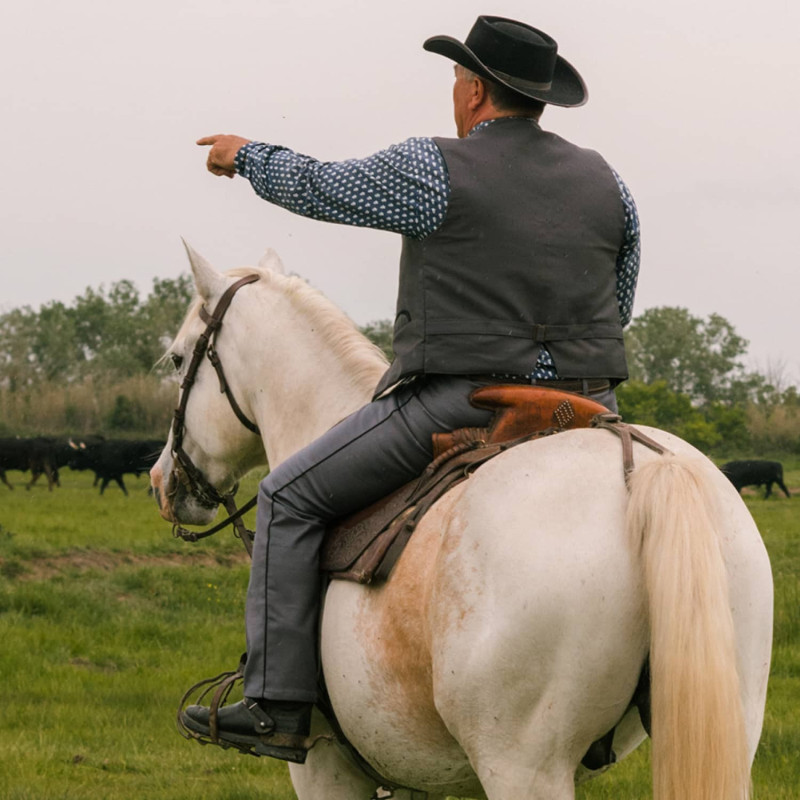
left=170, top=267, right=389, bottom=393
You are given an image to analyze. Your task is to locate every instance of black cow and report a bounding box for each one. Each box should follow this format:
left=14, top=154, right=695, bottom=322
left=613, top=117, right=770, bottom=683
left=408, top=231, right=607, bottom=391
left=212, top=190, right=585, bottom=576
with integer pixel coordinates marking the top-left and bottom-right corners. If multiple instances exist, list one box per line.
left=0, top=436, right=65, bottom=491
left=67, top=438, right=166, bottom=495
left=720, top=460, right=791, bottom=499
left=25, top=437, right=80, bottom=490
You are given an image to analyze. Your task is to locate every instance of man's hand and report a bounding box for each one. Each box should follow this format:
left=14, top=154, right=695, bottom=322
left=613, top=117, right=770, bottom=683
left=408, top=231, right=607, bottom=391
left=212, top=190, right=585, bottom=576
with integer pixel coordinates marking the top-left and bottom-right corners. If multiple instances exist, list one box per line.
left=197, top=134, right=252, bottom=178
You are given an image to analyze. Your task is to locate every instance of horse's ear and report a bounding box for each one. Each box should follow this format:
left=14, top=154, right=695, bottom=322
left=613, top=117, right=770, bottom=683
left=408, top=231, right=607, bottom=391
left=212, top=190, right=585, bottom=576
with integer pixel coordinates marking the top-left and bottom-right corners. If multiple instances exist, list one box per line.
left=181, top=239, right=226, bottom=300
left=258, top=248, right=285, bottom=274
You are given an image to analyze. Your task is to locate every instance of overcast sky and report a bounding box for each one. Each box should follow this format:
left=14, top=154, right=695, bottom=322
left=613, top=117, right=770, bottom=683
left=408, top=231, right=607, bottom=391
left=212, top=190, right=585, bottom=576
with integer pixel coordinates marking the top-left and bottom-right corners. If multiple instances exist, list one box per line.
left=2, top=0, right=799, bottom=383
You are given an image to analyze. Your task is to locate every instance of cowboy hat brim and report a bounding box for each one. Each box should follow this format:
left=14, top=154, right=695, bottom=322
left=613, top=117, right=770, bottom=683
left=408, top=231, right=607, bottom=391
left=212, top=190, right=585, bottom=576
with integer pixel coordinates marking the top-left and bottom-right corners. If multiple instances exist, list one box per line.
left=423, top=34, right=587, bottom=108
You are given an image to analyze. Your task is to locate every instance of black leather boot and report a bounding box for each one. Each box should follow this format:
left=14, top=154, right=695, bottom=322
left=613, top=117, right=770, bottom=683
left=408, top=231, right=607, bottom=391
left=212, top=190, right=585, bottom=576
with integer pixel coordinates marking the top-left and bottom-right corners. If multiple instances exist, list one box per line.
left=182, top=698, right=312, bottom=763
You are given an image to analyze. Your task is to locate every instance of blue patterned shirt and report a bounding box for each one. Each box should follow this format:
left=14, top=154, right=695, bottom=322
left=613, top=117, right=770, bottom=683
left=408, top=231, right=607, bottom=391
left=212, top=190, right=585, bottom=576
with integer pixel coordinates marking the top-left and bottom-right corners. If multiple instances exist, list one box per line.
left=234, top=120, right=641, bottom=379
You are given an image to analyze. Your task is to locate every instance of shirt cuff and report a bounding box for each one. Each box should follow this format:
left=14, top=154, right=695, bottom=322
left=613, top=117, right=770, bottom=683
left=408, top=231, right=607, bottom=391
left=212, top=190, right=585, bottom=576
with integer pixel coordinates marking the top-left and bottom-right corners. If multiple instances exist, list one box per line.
left=234, top=141, right=264, bottom=176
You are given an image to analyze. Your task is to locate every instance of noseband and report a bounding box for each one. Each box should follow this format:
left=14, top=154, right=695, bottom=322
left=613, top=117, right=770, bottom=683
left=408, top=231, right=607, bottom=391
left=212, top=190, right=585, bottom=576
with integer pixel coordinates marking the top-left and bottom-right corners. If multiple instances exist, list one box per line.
left=170, top=274, right=261, bottom=555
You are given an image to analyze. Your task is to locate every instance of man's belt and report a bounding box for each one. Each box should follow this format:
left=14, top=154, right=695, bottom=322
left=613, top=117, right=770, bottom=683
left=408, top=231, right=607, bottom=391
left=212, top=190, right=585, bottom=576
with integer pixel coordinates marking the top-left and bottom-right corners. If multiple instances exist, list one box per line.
left=534, top=378, right=611, bottom=394
left=473, top=375, right=612, bottom=394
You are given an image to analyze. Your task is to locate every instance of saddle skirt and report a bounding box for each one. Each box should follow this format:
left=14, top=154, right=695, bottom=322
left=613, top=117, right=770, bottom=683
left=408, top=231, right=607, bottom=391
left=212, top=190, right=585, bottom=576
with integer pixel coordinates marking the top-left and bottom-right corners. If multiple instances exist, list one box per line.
left=320, top=385, right=610, bottom=584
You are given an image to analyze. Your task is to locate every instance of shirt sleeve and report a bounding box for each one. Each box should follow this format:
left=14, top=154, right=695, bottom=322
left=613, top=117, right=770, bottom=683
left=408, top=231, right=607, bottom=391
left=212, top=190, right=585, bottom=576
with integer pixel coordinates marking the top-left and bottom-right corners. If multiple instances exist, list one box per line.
left=234, top=138, right=449, bottom=240
left=610, top=169, right=641, bottom=327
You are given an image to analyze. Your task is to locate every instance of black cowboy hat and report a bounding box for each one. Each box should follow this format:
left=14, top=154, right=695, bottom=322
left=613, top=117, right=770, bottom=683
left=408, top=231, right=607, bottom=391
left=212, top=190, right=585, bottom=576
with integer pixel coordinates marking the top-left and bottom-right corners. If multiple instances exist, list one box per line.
left=423, top=16, right=587, bottom=108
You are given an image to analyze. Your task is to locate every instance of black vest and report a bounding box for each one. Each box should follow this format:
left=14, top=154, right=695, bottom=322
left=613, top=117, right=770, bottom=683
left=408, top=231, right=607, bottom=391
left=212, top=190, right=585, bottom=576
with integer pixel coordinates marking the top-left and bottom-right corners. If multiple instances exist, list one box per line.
left=373, top=118, right=628, bottom=398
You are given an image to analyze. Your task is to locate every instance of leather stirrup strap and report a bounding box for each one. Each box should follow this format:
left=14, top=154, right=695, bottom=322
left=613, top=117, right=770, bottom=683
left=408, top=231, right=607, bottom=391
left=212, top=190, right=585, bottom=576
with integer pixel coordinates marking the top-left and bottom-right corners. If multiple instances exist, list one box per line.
left=208, top=670, right=242, bottom=743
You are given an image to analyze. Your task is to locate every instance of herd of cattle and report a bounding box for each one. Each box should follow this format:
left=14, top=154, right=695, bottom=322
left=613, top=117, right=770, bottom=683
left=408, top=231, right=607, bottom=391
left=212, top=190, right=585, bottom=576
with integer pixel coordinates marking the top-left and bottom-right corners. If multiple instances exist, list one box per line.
left=0, top=438, right=793, bottom=500
left=0, top=436, right=165, bottom=495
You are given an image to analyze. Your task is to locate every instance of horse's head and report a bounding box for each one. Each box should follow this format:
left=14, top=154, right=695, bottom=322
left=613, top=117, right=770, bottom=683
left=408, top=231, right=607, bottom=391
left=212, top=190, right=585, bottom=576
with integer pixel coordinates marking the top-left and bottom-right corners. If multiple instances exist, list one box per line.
left=150, top=242, right=272, bottom=525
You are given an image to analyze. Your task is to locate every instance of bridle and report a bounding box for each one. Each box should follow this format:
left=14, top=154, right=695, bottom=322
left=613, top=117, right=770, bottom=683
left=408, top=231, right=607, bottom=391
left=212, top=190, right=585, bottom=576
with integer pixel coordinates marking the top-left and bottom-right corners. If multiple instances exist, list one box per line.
left=169, top=273, right=261, bottom=556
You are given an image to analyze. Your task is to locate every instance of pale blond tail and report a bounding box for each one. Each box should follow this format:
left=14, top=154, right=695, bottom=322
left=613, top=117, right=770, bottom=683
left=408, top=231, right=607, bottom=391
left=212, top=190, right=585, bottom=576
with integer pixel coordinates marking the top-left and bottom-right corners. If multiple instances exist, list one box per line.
left=627, top=455, right=750, bottom=800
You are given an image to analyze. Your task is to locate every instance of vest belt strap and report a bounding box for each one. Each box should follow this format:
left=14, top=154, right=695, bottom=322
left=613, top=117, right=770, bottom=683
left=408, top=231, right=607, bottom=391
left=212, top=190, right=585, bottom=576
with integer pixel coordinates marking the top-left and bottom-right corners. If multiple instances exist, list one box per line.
left=425, top=319, right=623, bottom=342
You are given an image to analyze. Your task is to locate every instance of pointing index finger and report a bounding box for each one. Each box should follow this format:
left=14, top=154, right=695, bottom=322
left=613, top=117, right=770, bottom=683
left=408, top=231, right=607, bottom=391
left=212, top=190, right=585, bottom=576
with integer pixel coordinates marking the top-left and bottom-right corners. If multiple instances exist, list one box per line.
left=196, top=135, right=219, bottom=146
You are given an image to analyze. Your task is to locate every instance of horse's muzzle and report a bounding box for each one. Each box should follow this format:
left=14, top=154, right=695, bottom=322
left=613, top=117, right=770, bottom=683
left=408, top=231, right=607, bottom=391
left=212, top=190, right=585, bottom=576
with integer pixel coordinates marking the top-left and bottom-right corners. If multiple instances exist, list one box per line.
left=149, top=457, right=216, bottom=526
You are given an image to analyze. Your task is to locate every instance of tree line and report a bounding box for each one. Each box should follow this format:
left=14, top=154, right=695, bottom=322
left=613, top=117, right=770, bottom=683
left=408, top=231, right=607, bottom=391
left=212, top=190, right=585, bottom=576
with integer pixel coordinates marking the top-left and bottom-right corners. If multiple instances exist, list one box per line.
left=0, top=278, right=797, bottom=454
left=619, top=307, right=798, bottom=453
left=0, top=275, right=194, bottom=390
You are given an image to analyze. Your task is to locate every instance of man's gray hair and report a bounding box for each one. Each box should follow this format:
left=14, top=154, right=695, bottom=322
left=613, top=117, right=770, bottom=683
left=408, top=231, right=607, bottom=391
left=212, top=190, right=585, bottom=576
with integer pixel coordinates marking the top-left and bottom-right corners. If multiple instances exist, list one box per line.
left=456, top=64, right=479, bottom=82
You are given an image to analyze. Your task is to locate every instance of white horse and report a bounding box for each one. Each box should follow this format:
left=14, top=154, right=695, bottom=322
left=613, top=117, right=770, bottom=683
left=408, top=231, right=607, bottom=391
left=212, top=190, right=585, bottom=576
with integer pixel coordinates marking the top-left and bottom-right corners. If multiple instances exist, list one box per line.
left=150, top=245, right=773, bottom=800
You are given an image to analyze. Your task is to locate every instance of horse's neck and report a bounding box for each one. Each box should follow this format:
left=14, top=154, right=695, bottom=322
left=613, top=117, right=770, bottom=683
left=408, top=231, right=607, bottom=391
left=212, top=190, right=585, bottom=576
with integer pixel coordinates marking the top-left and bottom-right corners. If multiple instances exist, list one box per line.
left=254, top=367, right=371, bottom=468
left=240, top=283, right=386, bottom=468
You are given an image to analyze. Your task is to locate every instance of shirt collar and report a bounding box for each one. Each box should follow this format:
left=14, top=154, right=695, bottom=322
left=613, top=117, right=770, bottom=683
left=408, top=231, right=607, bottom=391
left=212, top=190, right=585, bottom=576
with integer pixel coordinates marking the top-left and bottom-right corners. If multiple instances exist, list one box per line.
left=467, top=117, right=541, bottom=137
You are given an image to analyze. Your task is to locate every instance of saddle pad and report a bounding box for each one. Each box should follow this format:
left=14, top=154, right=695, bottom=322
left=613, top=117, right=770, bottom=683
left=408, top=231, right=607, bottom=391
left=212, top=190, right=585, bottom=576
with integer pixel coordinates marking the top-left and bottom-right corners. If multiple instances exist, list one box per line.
left=320, top=386, right=610, bottom=584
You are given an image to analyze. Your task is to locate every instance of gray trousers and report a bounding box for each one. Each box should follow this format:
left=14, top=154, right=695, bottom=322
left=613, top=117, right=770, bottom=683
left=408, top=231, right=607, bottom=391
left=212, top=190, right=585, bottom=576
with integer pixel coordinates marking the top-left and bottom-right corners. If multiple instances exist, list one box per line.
left=243, top=375, right=618, bottom=701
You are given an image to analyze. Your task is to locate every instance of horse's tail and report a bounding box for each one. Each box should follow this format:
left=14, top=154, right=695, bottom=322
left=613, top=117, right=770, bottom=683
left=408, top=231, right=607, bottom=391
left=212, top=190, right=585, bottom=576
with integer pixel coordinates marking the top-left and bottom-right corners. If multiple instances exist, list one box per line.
left=626, top=454, right=750, bottom=800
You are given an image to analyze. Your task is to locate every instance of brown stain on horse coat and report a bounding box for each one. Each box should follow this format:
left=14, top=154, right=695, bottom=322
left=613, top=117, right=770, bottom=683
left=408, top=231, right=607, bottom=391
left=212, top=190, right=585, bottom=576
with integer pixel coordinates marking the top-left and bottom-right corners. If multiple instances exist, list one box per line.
left=355, top=487, right=471, bottom=749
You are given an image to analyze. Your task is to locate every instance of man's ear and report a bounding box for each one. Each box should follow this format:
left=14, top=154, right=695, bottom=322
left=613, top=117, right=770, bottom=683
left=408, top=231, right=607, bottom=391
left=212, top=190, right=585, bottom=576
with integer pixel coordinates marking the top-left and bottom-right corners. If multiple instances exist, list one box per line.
left=469, top=76, right=488, bottom=110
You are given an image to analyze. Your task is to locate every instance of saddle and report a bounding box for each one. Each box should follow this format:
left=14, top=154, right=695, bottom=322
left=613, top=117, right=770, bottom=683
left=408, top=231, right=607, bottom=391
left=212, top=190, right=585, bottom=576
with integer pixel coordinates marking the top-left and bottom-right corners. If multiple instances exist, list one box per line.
left=320, top=385, right=610, bottom=584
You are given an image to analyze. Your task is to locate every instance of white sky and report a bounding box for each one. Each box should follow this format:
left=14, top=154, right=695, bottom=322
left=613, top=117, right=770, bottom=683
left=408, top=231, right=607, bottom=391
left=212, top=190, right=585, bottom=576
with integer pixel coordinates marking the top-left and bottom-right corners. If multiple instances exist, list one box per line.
left=2, top=0, right=799, bottom=383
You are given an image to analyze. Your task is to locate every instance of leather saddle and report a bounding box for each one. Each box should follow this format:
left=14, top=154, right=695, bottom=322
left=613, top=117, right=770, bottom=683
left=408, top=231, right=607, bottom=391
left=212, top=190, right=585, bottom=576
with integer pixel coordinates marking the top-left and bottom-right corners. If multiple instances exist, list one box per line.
left=320, top=385, right=609, bottom=584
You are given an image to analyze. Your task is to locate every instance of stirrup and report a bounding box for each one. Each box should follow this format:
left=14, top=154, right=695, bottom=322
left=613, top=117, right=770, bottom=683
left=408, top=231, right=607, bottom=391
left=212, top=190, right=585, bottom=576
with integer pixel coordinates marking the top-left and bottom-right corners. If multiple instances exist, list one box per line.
left=176, top=662, right=246, bottom=748
left=176, top=660, right=330, bottom=762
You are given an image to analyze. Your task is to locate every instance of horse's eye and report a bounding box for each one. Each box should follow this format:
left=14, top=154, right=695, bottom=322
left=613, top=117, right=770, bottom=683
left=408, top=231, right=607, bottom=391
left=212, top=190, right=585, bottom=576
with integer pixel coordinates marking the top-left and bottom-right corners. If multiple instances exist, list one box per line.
left=171, top=353, right=184, bottom=371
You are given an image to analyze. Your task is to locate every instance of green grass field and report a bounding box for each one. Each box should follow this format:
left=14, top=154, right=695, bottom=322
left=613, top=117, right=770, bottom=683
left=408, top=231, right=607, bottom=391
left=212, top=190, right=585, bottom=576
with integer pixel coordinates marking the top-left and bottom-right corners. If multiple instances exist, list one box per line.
left=0, top=459, right=797, bottom=799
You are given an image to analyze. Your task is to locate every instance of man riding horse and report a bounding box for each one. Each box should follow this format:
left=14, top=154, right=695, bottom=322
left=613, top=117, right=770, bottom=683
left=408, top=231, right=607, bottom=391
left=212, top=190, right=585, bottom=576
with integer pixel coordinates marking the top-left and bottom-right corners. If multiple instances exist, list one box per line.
left=183, top=15, right=641, bottom=762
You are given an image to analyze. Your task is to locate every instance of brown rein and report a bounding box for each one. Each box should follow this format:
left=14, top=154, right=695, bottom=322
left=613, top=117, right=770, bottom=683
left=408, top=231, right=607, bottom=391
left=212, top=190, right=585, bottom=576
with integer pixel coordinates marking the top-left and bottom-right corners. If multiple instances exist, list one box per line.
left=170, top=274, right=261, bottom=556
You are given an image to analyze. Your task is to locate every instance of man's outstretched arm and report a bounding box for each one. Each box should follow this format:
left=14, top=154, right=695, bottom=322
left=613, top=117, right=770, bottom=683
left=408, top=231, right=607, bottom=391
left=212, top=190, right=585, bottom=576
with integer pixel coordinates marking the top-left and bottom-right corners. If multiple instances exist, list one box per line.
left=196, top=133, right=449, bottom=239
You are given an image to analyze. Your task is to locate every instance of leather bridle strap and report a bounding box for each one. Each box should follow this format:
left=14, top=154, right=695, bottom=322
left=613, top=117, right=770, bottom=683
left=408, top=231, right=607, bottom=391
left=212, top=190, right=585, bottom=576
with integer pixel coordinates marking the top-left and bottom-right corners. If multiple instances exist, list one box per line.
left=172, top=273, right=261, bottom=451
left=200, top=301, right=260, bottom=435
left=170, top=273, right=261, bottom=553
left=173, top=494, right=257, bottom=555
